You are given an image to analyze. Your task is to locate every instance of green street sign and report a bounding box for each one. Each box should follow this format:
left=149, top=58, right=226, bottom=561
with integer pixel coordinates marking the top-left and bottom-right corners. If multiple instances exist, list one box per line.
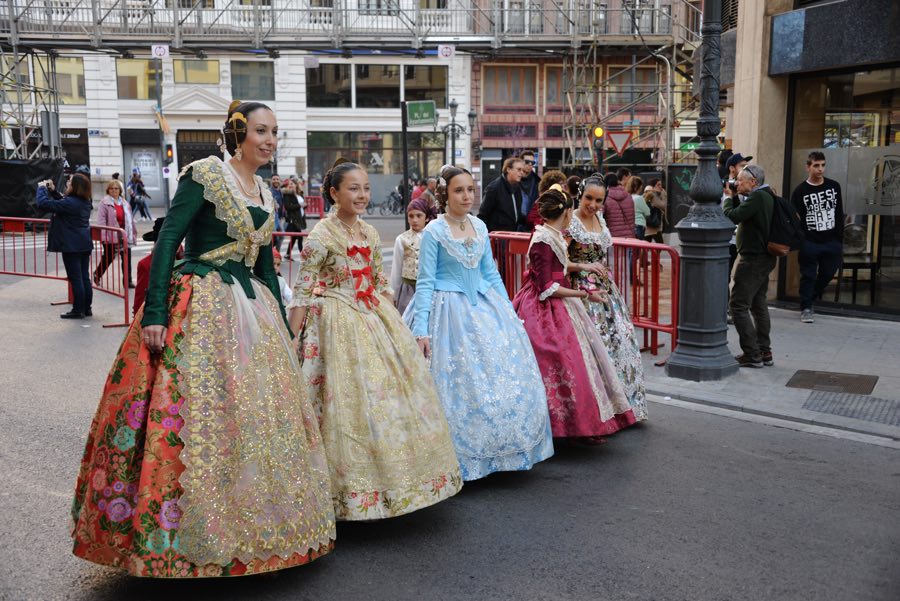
left=406, top=100, right=436, bottom=127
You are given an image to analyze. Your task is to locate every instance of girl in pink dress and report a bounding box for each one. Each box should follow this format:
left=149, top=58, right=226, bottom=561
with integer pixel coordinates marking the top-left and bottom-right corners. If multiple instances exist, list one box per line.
left=513, top=187, right=636, bottom=439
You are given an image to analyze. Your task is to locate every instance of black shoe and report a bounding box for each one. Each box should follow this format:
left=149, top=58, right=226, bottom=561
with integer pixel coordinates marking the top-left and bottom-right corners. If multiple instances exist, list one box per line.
left=128, top=282, right=136, bottom=289
left=60, top=310, right=85, bottom=319
left=761, top=351, right=774, bottom=367
left=735, top=354, right=763, bottom=368
left=84, top=309, right=92, bottom=317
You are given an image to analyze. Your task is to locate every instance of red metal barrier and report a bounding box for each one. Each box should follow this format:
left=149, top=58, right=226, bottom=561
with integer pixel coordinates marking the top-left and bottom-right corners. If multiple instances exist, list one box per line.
left=489, top=231, right=680, bottom=362
left=272, top=231, right=309, bottom=292
left=305, top=196, right=325, bottom=218
left=1, top=217, right=131, bottom=327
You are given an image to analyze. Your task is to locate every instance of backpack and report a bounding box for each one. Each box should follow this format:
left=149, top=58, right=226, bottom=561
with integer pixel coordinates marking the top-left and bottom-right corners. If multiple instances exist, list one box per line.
left=767, top=193, right=805, bottom=256
left=646, top=205, right=663, bottom=229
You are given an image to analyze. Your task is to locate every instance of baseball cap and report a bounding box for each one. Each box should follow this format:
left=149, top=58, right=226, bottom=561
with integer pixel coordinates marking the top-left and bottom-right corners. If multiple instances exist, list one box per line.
left=726, top=153, right=753, bottom=169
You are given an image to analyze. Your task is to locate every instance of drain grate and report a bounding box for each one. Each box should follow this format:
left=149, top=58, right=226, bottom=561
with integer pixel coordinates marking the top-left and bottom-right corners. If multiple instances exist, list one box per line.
left=786, top=370, right=878, bottom=395
left=802, top=391, right=900, bottom=426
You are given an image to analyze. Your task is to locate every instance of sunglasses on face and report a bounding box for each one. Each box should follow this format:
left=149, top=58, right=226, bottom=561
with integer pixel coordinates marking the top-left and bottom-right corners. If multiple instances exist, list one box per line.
left=523, top=160, right=535, bottom=165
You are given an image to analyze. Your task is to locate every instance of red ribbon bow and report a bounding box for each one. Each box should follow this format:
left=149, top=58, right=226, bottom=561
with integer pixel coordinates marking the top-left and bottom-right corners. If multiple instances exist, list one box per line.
left=348, top=245, right=372, bottom=261
left=351, top=265, right=379, bottom=309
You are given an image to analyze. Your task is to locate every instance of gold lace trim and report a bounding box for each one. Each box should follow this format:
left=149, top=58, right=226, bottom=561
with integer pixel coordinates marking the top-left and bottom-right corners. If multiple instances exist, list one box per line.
left=179, top=156, right=275, bottom=267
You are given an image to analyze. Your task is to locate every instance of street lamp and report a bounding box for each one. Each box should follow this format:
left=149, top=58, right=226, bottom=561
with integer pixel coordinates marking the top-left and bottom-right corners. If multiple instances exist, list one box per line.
left=665, top=0, right=738, bottom=380
left=442, top=98, right=477, bottom=166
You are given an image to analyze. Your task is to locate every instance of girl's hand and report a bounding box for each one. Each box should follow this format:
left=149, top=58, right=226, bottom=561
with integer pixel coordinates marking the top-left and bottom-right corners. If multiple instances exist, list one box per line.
left=142, top=325, right=167, bottom=354
left=417, top=337, right=431, bottom=359
left=583, top=262, right=607, bottom=277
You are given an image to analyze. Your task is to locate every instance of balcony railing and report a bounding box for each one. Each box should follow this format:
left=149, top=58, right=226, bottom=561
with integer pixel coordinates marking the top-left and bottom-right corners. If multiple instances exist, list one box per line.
left=6, top=0, right=699, bottom=46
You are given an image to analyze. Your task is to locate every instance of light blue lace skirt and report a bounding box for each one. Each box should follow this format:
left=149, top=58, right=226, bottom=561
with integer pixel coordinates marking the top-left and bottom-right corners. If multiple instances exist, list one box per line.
left=406, top=288, right=554, bottom=481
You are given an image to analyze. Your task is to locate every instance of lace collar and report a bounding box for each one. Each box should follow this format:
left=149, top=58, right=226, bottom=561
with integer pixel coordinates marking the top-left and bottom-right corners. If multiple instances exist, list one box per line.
left=426, top=214, right=486, bottom=269
left=568, top=212, right=613, bottom=252
left=529, top=224, right=569, bottom=269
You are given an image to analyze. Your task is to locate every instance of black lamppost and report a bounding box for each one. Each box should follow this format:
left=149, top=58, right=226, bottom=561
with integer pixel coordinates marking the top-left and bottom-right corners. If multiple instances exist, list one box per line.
left=442, top=98, right=477, bottom=166
left=664, top=0, right=739, bottom=380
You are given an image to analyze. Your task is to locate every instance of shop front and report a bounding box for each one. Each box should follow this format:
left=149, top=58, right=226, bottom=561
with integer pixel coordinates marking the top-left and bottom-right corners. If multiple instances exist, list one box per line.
left=782, top=66, right=899, bottom=315
left=307, top=131, right=445, bottom=212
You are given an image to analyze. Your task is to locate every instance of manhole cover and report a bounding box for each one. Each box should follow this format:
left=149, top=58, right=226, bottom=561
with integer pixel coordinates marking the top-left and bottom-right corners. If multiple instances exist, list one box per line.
left=803, top=391, right=900, bottom=426
left=786, top=370, right=878, bottom=395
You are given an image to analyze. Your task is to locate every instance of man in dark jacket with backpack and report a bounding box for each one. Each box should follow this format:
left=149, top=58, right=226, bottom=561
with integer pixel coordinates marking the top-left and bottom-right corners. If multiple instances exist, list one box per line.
left=724, top=164, right=776, bottom=368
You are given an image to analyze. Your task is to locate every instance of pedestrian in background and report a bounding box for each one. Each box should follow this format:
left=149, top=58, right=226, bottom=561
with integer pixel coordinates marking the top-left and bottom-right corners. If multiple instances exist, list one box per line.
left=127, top=171, right=153, bottom=222
left=478, top=156, right=524, bottom=232
left=643, top=182, right=667, bottom=244
left=791, top=151, right=843, bottom=324
left=93, top=179, right=137, bottom=289
left=518, top=149, right=540, bottom=219
left=602, top=173, right=635, bottom=239
left=724, top=164, right=776, bottom=368
left=628, top=175, right=650, bottom=240
left=36, top=173, right=93, bottom=319
left=523, top=169, right=567, bottom=231
left=281, top=178, right=306, bottom=259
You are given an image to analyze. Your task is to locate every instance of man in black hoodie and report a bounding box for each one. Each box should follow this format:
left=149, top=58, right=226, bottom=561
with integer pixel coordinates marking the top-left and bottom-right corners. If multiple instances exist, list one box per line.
left=791, top=151, right=844, bottom=324
left=478, top=156, right=525, bottom=232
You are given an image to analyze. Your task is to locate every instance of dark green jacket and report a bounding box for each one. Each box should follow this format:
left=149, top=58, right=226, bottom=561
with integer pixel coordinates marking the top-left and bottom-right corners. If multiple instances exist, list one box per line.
left=724, top=186, right=774, bottom=256
left=141, top=161, right=283, bottom=328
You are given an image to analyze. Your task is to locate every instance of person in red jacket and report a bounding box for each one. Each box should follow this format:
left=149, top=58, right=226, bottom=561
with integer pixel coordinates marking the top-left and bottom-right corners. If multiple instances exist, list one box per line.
left=133, top=217, right=182, bottom=316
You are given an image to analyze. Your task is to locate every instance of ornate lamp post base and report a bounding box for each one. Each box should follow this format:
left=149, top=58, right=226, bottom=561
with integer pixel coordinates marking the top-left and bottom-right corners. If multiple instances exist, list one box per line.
left=665, top=204, right=739, bottom=381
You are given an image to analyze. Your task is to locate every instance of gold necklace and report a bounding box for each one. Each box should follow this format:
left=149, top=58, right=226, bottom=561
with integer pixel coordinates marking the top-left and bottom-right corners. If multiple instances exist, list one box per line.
left=228, top=163, right=261, bottom=198
left=336, top=215, right=358, bottom=237
left=445, top=213, right=468, bottom=232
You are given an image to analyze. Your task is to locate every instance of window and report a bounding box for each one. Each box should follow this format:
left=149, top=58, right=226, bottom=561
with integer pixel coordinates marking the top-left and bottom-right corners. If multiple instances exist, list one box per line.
left=607, top=66, right=658, bottom=111
left=419, top=0, right=447, bottom=7
left=546, top=66, right=564, bottom=109
left=174, top=59, right=220, bottom=84
left=360, top=0, right=398, bottom=15
left=403, top=65, right=447, bottom=108
left=546, top=124, right=564, bottom=138
left=306, top=64, right=352, bottom=107
left=356, top=64, right=400, bottom=108
left=116, top=59, right=161, bottom=100
left=231, top=61, right=275, bottom=100
left=34, top=56, right=85, bottom=105
left=483, top=65, right=536, bottom=112
left=1, top=55, right=30, bottom=105
left=166, top=0, right=213, bottom=6
left=483, top=124, right=537, bottom=138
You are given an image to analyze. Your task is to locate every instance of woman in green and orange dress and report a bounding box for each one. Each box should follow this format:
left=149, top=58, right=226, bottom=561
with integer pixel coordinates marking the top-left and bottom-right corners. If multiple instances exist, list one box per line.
left=69, top=101, right=335, bottom=577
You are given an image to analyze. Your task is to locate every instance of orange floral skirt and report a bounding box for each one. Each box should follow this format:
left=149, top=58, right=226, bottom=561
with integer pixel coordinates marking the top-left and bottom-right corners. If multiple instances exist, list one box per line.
left=70, top=273, right=335, bottom=577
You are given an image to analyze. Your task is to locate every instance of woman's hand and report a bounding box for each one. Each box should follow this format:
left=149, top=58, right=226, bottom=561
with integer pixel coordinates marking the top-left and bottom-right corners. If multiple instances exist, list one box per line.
left=142, top=325, right=167, bottom=354
left=582, top=262, right=607, bottom=277
left=417, top=337, right=431, bottom=360
left=587, top=290, right=608, bottom=304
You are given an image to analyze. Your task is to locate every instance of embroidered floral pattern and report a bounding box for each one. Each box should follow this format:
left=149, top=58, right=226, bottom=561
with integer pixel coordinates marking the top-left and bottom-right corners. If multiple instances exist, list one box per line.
left=70, top=274, right=335, bottom=577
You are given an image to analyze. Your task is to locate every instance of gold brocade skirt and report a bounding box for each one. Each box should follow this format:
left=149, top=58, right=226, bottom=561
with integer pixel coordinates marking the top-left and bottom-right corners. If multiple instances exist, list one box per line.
left=71, top=272, right=336, bottom=577
left=301, top=296, right=462, bottom=520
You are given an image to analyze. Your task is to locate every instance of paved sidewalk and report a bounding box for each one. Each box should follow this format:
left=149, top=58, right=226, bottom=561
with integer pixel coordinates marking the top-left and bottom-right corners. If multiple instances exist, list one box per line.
left=642, top=307, right=900, bottom=441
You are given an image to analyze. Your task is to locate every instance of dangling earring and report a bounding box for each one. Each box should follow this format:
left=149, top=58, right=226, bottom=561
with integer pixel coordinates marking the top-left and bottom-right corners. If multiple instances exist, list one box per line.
left=234, top=145, right=243, bottom=161
left=216, top=137, right=227, bottom=155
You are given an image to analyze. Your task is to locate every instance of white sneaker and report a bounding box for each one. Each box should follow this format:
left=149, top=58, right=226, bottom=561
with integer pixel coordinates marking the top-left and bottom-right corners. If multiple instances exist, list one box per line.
left=800, top=309, right=814, bottom=323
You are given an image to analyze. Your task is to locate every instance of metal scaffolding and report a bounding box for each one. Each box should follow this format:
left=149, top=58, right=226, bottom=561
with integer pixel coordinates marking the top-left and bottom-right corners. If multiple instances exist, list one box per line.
left=1, top=43, right=61, bottom=160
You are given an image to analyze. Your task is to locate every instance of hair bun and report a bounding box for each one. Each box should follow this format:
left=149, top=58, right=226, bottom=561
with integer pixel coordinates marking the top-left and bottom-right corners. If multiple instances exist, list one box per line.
left=228, top=99, right=243, bottom=114
left=549, top=183, right=566, bottom=195
left=331, top=157, right=351, bottom=169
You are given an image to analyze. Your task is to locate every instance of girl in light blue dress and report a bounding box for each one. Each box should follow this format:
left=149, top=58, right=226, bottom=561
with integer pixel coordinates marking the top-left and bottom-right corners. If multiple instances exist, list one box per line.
left=405, top=165, right=553, bottom=481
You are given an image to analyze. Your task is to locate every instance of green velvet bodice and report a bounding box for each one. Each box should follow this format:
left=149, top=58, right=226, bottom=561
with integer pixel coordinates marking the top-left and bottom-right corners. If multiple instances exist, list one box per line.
left=141, top=157, right=282, bottom=328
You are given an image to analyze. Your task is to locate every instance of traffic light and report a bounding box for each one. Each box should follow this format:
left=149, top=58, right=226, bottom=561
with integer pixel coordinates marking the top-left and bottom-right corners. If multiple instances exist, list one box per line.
left=592, top=126, right=604, bottom=170
left=164, top=144, right=174, bottom=165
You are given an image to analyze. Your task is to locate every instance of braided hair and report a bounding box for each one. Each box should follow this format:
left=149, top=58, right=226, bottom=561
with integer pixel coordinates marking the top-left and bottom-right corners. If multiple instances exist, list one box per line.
left=321, top=157, right=364, bottom=206
left=435, top=164, right=472, bottom=212
left=535, top=186, right=572, bottom=221
left=223, top=100, right=272, bottom=156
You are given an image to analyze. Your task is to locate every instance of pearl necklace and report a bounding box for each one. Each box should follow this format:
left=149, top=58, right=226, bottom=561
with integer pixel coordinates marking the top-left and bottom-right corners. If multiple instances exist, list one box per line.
left=445, top=213, right=469, bottom=232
